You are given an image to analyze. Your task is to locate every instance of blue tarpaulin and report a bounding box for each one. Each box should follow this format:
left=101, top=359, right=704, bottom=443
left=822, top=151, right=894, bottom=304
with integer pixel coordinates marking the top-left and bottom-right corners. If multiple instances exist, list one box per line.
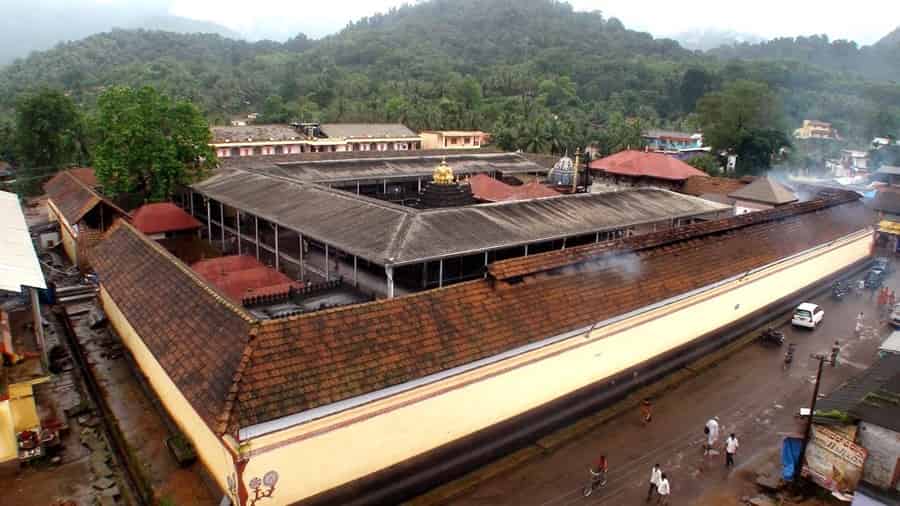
left=782, top=437, right=803, bottom=480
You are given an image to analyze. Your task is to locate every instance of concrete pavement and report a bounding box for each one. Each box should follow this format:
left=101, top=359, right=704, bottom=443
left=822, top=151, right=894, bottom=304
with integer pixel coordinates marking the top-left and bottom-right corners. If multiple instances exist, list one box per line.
left=411, top=264, right=895, bottom=506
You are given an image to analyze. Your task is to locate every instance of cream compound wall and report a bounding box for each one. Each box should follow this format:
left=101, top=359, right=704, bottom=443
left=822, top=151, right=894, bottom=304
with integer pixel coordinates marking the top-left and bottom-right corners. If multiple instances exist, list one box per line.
left=99, top=287, right=237, bottom=502
left=48, top=200, right=78, bottom=265
left=239, top=229, right=873, bottom=505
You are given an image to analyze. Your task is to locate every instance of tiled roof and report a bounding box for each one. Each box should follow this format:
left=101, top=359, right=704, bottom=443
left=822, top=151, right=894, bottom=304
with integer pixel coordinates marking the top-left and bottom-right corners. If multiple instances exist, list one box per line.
left=319, top=123, right=418, bottom=140
left=234, top=199, right=868, bottom=428
left=218, top=148, right=506, bottom=171
left=90, top=221, right=255, bottom=433
left=211, top=124, right=305, bottom=144
left=68, top=167, right=98, bottom=188
left=44, top=170, right=126, bottom=225
left=468, top=174, right=559, bottom=202
left=192, top=255, right=302, bottom=302
left=815, top=355, right=900, bottom=432
left=92, top=191, right=869, bottom=433
left=487, top=190, right=860, bottom=280
left=192, top=172, right=728, bottom=266
left=681, top=175, right=750, bottom=197
left=728, top=177, right=798, bottom=205
left=589, top=150, right=708, bottom=181
left=130, top=203, right=202, bottom=235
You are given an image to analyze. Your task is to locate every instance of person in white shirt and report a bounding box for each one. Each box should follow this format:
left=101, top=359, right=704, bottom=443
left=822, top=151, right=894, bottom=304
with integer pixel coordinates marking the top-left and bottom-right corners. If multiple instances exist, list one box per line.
left=725, top=433, right=739, bottom=468
left=646, top=463, right=662, bottom=502
left=705, top=417, right=720, bottom=455
left=656, top=473, right=670, bottom=505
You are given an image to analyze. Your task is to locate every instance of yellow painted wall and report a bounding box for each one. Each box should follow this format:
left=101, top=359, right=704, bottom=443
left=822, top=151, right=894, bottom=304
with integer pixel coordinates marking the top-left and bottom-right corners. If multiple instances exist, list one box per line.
left=0, top=401, right=17, bottom=463
left=98, top=287, right=237, bottom=502
left=48, top=200, right=78, bottom=265
left=8, top=383, right=39, bottom=433
left=240, top=230, right=873, bottom=505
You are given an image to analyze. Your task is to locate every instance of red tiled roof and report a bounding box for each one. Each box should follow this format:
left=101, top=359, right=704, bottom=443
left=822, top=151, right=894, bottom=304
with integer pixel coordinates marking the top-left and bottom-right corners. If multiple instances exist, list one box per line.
left=68, top=167, right=98, bottom=187
left=130, top=203, right=202, bottom=235
left=589, top=150, right=708, bottom=181
left=468, top=174, right=559, bottom=202
left=681, top=175, right=750, bottom=197
left=192, top=255, right=301, bottom=302
left=91, top=193, right=869, bottom=433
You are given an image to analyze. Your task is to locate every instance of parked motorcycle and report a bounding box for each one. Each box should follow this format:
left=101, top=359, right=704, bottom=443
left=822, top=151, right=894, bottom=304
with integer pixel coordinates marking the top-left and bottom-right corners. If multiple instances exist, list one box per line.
left=759, top=327, right=785, bottom=346
left=831, top=281, right=851, bottom=301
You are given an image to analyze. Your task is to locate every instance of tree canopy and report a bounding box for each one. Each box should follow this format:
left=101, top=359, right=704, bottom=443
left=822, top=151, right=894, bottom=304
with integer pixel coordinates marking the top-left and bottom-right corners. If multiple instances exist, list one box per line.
left=14, top=88, right=87, bottom=169
left=93, top=86, right=215, bottom=200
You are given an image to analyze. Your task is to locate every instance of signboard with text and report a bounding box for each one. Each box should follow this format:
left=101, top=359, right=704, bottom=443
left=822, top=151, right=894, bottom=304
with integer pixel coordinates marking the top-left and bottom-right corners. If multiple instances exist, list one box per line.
left=802, top=425, right=868, bottom=494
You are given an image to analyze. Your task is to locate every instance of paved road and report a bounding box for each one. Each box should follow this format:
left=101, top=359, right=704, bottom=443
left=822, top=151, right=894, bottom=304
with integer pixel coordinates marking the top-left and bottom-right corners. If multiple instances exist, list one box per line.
left=444, top=267, right=895, bottom=506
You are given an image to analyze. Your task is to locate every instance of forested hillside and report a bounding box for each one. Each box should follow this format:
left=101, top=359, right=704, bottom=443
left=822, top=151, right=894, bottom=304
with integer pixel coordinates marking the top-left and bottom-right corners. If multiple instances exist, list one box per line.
left=1, top=0, right=898, bottom=151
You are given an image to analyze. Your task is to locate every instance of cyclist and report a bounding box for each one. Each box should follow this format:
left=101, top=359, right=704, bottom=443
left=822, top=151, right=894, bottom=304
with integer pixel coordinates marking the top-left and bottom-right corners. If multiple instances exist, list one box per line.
left=583, top=455, right=608, bottom=496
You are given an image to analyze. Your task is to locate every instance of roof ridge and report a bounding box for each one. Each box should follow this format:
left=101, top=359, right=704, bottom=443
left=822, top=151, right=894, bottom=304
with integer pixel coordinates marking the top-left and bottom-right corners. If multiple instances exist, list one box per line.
left=109, top=219, right=258, bottom=323
left=218, top=325, right=258, bottom=436
left=488, top=191, right=860, bottom=280
left=64, top=170, right=131, bottom=222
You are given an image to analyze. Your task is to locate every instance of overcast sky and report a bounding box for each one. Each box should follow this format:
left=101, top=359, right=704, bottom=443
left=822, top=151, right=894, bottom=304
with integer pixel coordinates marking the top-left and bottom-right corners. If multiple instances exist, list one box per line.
left=43, top=0, right=900, bottom=45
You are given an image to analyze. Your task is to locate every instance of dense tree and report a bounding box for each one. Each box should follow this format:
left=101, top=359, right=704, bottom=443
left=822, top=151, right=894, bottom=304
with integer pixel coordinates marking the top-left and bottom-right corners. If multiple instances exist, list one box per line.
left=93, top=86, right=215, bottom=200
left=697, top=80, right=791, bottom=174
left=14, top=88, right=87, bottom=169
left=686, top=154, right=721, bottom=176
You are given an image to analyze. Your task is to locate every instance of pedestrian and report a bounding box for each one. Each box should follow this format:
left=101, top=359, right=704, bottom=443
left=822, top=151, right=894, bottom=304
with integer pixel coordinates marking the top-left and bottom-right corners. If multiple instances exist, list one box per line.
left=831, top=340, right=840, bottom=367
left=857, top=278, right=865, bottom=296
left=656, top=473, right=670, bottom=505
left=705, top=417, right=720, bottom=455
left=878, top=288, right=887, bottom=313
left=856, top=312, right=864, bottom=337
left=724, top=433, right=739, bottom=469
left=641, top=399, right=653, bottom=425
left=646, top=463, right=661, bottom=502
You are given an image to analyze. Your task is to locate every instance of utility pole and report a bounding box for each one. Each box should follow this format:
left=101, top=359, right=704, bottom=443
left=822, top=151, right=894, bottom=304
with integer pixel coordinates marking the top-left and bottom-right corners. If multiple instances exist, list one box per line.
left=795, top=353, right=826, bottom=484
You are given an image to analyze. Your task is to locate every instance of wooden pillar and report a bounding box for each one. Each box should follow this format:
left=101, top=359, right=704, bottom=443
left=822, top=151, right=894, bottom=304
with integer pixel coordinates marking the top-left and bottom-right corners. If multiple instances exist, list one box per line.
left=189, top=189, right=195, bottom=216
left=418, top=177, right=422, bottom=192
left=385, top=265, right=395, bottom=299
left=325, top=243, right=330, bottom=282
left=383, top=180, right=387, bottom=194
left=484, top=251, right=489, bottom=266
left=524, top=244, right=529, bottom=256
left=438, top=259, right=444, bottom=288
left=274, top=223, right=280, bottom=271
left=254, top=215, right=260, bottom=260
left=353, top=256, right=358, bottom=287
left=595, top=232, right=600, bottom=243
left=561, top=238, right=567, bottom=250
left=206, top=198, right=212, bottom=241
left=236, top=211, right=242, bottom=255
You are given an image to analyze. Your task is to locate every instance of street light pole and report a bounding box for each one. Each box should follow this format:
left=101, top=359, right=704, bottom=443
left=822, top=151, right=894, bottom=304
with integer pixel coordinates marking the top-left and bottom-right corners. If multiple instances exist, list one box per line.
left=795, top=353, right=826, bottom=484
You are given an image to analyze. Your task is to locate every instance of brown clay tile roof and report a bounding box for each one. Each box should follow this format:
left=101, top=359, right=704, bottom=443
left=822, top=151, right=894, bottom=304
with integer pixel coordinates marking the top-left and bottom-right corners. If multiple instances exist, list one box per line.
left=44, top=169, right=128, bottom=226
left=728, top=177, right=798, bottom=205
left=681, top=175, right=749, bottom=197
left=468, top=174, right=559, bottom=202
left=233, top=197, right=869, bottom=428
left=191, top=255, right=302, bottom=301
left=91, top=190, right=870, bottom=434
left=90, top=221, right=255, bottom=433
left=68, top=167, right=98, bottom=188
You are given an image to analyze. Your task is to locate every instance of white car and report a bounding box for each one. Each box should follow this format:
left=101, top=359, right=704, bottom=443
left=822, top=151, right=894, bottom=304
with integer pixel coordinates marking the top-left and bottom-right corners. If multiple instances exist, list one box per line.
left=792, top=302, right=824, bottom=329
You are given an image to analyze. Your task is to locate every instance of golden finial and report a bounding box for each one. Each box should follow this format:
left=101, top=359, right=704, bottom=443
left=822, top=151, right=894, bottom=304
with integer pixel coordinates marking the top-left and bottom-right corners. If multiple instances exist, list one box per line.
left=433, top=157, right=455, bottom=185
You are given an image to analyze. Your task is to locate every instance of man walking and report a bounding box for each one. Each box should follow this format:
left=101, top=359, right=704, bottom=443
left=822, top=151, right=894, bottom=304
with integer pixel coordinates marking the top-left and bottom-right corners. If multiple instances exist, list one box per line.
left=656, top=473, right=670, bottom=505
left=640, top=398, right=653, bottom=425
left=856, top=312, right=865, bottom=337
left=724, top=433, right=739, bottom=469
left=704, top=417, right=720, bottom=455
left=646, top=463, right=661, bottom=502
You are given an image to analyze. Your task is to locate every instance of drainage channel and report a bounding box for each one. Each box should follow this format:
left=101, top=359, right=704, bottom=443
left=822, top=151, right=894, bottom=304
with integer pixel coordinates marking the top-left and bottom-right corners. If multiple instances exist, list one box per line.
left=57, top=306, right=149, bottom=506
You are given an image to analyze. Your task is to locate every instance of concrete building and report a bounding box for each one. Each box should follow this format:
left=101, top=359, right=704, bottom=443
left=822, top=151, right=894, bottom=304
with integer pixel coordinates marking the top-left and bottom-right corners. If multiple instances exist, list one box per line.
left=88, top=188, right=871, bottom=506
left=641, top=129, right=703, bottom=153
left=794, top=120, right=839, bottom=140
left=0, top=191, right=49, bottom=472
left=728, top=177, right=798, bottom=215
left=420, top=131, right=487, bottom=150
left=211, top=123, right=422, bottom=158
left=43, top=169, right=127, bottom=269
left=811, top=355, right=900, bottom=505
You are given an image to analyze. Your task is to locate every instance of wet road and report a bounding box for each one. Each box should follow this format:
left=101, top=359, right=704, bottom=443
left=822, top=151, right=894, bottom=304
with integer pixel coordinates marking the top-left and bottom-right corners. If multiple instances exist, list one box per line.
left=442, top=266, right=894, bottom=506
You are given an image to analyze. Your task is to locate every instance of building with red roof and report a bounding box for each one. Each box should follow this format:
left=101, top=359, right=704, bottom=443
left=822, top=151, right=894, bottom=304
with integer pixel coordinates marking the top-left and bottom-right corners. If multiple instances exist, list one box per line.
left=589, top=150, right=708, bottom=189
left=468, top=174, right=559, bottom=202
left=130, top=202, right=202, bottom=239
left=192, top=255, right=302, bottom=303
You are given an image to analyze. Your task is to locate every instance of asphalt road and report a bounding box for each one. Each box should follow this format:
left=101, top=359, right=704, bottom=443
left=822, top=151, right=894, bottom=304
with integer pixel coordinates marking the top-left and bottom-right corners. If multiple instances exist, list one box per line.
left=443, top=266, right=894, bottom=506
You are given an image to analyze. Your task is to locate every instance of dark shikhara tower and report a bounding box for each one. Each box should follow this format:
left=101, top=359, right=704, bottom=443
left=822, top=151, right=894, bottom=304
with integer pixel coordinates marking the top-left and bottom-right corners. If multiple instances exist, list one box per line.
left=418, top=158, right=476, bottom=208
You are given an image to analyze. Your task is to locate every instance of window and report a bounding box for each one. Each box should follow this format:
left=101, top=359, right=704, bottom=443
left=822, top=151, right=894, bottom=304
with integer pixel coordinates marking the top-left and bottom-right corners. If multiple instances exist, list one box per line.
left=451, top=137, right=458, bottom=145
left=275, top=145, right=284, bottom=154
left=794, top=310, right=812, bottom=320
left=253, top=147, right=262, bottom=155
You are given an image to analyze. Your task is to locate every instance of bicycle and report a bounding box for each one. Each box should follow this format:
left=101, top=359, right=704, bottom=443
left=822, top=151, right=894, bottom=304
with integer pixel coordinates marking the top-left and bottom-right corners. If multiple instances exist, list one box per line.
left=582, top=467, right=607, bottom=497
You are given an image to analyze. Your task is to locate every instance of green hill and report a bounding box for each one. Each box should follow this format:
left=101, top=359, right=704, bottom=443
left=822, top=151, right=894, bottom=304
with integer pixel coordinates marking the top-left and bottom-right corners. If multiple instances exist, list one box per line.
left=0, top=0, right=897, bottom=143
